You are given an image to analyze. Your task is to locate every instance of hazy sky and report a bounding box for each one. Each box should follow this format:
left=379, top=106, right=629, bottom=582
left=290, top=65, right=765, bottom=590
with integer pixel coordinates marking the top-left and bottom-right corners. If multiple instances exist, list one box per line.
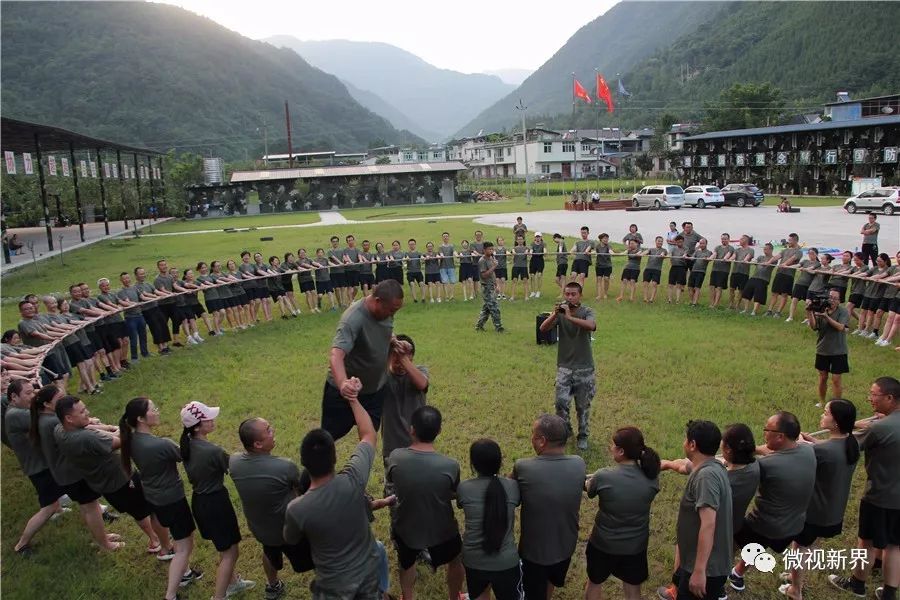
left=159, top=0, right=619, bottom=73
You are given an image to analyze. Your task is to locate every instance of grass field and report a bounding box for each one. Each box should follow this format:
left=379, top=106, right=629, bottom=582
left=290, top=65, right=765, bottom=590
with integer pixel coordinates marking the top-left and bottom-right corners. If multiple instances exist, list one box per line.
left=1, top=211, right=896, bottom=600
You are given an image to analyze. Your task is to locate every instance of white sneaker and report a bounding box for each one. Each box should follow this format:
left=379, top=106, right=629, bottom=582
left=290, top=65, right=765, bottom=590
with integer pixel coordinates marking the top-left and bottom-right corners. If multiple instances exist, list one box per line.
left=801, top=319, right=809, bottom=325
left=187, top=336, right=198, bottom=345
left=876, top=339, right=889, bottom=347
left=536, top=291, right=541, bottom=298
left=225, top=576, right=257, bottom=598
left=437, top=298, right=441, bottom=303
left=784, top=317, right=793, bottom=323
left=866, top=331, right=878, bottom=339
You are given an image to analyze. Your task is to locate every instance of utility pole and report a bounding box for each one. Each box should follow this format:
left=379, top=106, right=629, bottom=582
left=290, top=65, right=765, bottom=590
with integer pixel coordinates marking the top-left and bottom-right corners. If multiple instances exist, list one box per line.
left=258, top=120, right=269, bottom=166
left=285, top=101, right=293, bottom=168
left=515, top=99, right=531, bottom=205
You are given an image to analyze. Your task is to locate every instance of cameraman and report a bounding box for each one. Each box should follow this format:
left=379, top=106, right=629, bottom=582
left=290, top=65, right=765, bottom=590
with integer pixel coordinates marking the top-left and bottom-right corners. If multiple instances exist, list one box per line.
left=540, top=281, right=597, bottom=450
left=807, top=288, right=850, bottom=406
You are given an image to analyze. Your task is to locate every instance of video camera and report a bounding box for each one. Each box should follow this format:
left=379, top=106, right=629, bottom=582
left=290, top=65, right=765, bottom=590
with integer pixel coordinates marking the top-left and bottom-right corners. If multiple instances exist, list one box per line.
left=807, top=290, right=832, bottom=313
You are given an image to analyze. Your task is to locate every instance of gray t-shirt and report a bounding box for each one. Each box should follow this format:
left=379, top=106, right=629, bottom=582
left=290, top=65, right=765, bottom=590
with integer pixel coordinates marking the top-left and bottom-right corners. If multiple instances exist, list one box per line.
left=807, top=438, right=858, bottom=526
left=751, top=255, right=776, bottom=281
left=809, top=264, right=832, bottom=293
left=478, top=257, right=497, bottom=290
left=712, top=244, right=735, bottom=273
left=117, top=285, right=144, bottom=317
left=136, top=281, right=159, bottom=308
left=623, top=232, right=644, bottom=248
left=624, top=250, right=642, bottom=271
left=512, top=246, right=528, bottom=268
left=828, top=264, right=855, bottom=289
left=777, top=247, right=804, bottom=276
left=130, top=431, right=185, bottom=506
left=728, top=462, right=760, bottom=534
left=343, top=247, right=361, bottom=272
left=230, top=452, right=302, bottom=546
left=423, top=252, right=441, bottom=274
left=387, top=448, right=460, bottom=548
left=732, top=246, right=755, bottom=275
left=327, top=248, right=345, bottom=274
left=691, top=249, right=713, bottom=272
left=154, top=273, right=177, bottom=303
left=681, top=231, right=702, bottom=254
left=556, top=305, right=595, bottom=370
left=513, top=454, right=585, bottom=564
left=669, top=247, right=686, bottom=267
left=676, top=458, right=733, bottom=578
left=646, top=248, right=667, bottom=271
left=283, top=442, right=378, bottom=590
left=5, top=406, right=47, bottom=476
left=184, top=437, right=230, bottom=495
left=405, top=251, right=422, bottom=273
left=54, top=425, right=129, bottom=494
left=18, top=317, right=49, bottom=347
left=37, top=413, right=80, bottom=485
left=296, top=258, right=315, bottom=282
left=494, top=247, right=508, bottom=269
left=555, top=242, right=568, bottom=265
left=327, top=300, right=393, bottom=395
left=456, top=476, right=521, bottom=571
left=587, top=463, right=660, bottom=554
left=439, top=244, right=455, bottom=269
left=197, top=274, right=220, bottom=301
left=313, top=258, right=331, bottom=282
left=381, top=367, right=429, bottom=458
left=859, top=410, right=900, bottom=509
left=815, top=306, right=850, bottom=356
left=745, top=444, right=817, bottom=537
left=97, top=292, right=124, bottom=322
left=574, top=240, right=595, bottom=263
left=862, top=221, right=880, bottom=244
left=595, top=244, right=611, bottom=267
left=795, top=259, right=820, bottom=287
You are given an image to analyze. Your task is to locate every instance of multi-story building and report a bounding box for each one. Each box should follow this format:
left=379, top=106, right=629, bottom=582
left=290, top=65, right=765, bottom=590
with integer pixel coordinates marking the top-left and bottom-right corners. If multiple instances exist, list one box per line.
left=678, top=94, right=900, bottom=195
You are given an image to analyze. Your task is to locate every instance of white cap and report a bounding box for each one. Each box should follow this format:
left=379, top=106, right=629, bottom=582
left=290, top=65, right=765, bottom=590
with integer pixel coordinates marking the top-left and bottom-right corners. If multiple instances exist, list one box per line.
left=534, top=231, right=543, bottom=237
left=180, top=401, right=220, bottom=428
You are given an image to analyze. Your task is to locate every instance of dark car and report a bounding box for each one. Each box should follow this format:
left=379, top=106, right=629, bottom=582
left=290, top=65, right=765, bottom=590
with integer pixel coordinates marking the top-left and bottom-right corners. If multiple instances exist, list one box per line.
left=721, top=183, right=764, bottom=207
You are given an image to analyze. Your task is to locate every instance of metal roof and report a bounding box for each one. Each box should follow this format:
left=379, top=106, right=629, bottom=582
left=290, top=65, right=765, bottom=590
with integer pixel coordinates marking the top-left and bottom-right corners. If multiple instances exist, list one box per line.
left=262, top=151, right=336, bottom=160
left=1, top=116, right=161, bottom=155
left=230, top=161, right=468, bottom=183
left=683, top=115, right=900, bottom=141
left=823, top=93, right=899, bottom=106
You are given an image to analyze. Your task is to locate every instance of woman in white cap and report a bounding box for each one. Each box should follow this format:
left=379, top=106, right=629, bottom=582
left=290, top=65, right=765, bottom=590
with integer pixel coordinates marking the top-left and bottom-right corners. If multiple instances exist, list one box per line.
left=179, top=401, right=255, bottom=600
left=120, top=398, right=202, bottom=600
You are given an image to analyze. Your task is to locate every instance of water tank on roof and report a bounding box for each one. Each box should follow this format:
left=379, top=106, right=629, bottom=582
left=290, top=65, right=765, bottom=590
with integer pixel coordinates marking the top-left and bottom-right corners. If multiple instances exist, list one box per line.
left=203, top=157, right=225, bottom=185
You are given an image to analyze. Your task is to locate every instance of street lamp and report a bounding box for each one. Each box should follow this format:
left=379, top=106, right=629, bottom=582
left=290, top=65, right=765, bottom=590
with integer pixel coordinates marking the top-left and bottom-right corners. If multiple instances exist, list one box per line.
left=515, top=99, right=531, bottom=205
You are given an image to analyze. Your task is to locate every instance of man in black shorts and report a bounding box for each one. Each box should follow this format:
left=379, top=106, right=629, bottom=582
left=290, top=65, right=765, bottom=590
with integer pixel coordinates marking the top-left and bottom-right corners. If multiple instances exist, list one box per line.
left=829, top=376, right=900, bottom=600
left=740, top=243, right=777, bottom=316
left=322, top=280, right=407, bottom=441
left=327, top=236, right=347, bottom=307
left=728, top=236, right=754, bottom=310
left=708, top=234, right=734, bottom=309
left=230, top=418, right=313, bottom=599
left=570, top=226, right=594, bottom=287
left=808, top=288, right=850, bottom=406
left=729, top=412, right=816, bottom=593
left=343, top=234, right=362, bottom=304
left=667, top=235, right=688, bottom=304
left=767, top=233, right=802, bottom=317
left=680, top=222, right=702, bottom=272
left=553, top=234, right=568, bottom=297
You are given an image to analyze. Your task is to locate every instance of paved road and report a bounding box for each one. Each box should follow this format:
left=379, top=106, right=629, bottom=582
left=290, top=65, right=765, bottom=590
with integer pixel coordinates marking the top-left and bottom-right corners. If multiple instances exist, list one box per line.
left=475, top=206, right=899, bottom=254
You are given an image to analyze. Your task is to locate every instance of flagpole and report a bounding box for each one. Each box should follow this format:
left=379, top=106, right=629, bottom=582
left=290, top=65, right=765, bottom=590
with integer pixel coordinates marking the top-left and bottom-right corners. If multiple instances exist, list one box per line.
left=571, top=72, right=577, bottom=196
left=595, top=68, right=601, bottom=189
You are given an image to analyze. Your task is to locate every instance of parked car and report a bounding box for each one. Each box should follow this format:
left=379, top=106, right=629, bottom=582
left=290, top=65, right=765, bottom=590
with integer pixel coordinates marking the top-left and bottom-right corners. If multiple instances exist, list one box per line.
left=721, top=183, right=765, bottom=207
left=843, top=187, right=900, bottom=215
left=683, top=185, right=725, bottom=208
left=631, top=185, right=685, bottom=209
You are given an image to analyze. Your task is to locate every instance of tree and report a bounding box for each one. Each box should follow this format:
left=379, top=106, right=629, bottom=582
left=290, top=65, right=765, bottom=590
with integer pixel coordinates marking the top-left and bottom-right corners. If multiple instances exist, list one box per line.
left=375, top=156, right=391, bottom=165
left=634, top=153, right=654, bottom=177
left=703, top=83, right=785, bottom=132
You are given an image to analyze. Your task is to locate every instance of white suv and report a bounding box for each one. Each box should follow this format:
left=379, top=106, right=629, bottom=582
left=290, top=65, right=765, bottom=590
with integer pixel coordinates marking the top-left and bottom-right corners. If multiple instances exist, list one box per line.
left=683, top=185, right=725, bottom=208
left=844, top=188, right=900, bottom=216
left=631, top=185, right=685, bottom=209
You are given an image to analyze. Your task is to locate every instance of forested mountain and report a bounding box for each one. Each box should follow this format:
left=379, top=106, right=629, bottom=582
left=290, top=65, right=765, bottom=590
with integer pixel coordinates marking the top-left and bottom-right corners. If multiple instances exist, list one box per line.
left=340, top=81, right=443, bottom=143
left=0, top=2, right=422, bottom=159
left=265, top=37, right=516, bottom=140
left=456, top=1, right=727, bottom=136
left=483, top=69, right=534, bottom=86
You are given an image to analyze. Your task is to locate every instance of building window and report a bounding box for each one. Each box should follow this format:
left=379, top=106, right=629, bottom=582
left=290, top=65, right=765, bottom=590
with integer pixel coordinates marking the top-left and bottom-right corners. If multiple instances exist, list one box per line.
left=581, top=143, right=591, bottom=153
left=403, top=152, right=413, bottom=161
left=432, top=152, right=441, bottom=159
left=506, top=147, right=512, bottom=156
left=543, top=142, right=552, bottom=153
left=562, top=142, right=575, bottom=153
left=541, top=164, right=550, bottom=173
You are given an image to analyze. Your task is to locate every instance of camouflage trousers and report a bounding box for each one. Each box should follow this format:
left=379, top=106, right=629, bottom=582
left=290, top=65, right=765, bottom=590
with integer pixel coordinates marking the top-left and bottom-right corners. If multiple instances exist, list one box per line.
left=475, top=287, right=503, bottom=330
left=554, top=366, right=595, bottom=440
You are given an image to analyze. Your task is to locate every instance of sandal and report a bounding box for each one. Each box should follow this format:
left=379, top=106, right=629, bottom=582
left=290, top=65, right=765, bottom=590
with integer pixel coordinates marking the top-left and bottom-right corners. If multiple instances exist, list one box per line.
left=147, top=542, right=161, bottom=554
left=777, top=583, right=802, bottom=600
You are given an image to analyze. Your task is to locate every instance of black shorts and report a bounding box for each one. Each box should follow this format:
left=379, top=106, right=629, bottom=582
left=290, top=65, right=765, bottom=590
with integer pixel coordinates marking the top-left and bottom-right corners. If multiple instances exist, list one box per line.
left=688, top=271, right=707, bottom=288
left=734, top=522, right=795, bottom=554
left=88, top=330, right=104, bottom=352
left=269, top=289, right=285, bottom=301
left=858, top=499, right=900, bottom=549
left=465, top=564, right=522, bottom=600
left=103, top=474, right=152, bottom=521
left=360, top=273, right=375, bottom=287
left=99, top=324, right=121, bottom=352
left=425, top=272, right=442, bottom=284
left=529, top=257, right=545, bottom=274
left=345, top=271, right=360, bottom=287
left=556, top=263, right=568, bottom=277
left=595, top=265, right=612, bottom=278
left=299, top=279, right=316, bottom=293
left=394, top=531, right=462, bottom=571
left=263, top=540, right=314, bottom=573
left=29, top=469, right=65, bottom=508
left=621, top=268, right=639, bottom=282
left=730, top=272, right=749, bottom=291
left=668, top=266, right=687, bottom=286
left=192, top=489, right=241, bottom=551
left=879, top=296, right=893, bottom=312
left=793, top=521, right=843, bottom=547
left=281, top=276, right=294, bottom=292
left=572, top=259, right=589, bottom=276
left=792, top=284, right=810, bottom=300
left=331, top=272, right=347, bottom=288
left=675, top=568, right=727, bottom=600
left=772, top=273, right=795, bottom=295
left=375, top=267, right=387, bottom=283
left=459, top=264, right=473, bottom=282
left=175, top=305, right=196, bottom=322
left=64, top=342, right=91, bottom=365
left=585, top=541, right=648, bottom=585
left=892, top=297, right=900, bottom=314
left=406, top=271, right=424, bottom=283
left=191, top=303, right=205, bottom=317
left=642, top=269, right=661, bottom=284
left=321, top=381, right=385, bottom=441
left=112, top=320, right=128, bottom=339
left=861, top=296, right=881, bottom=311
left=815, top=353, right=849, bottom=375
left=496, top=267, right=508, bottom=281
left=521, top=557, right=572, bottom=598
left=848, top=292, right=864, bottom=307
left=710, top=271, right=729, bottom=289
left=742, top=278, right=769, bottom=304
left=151, top=497, right=196, bottom=541
left=512, top=266, right=529, bottom=280
left=315, top=280, right=334, bottom=294
left=61, top=478, right=101, bottom=505
left=205, top=298, right=224, bottom=312
left=389, top=267, right=404, bottom=283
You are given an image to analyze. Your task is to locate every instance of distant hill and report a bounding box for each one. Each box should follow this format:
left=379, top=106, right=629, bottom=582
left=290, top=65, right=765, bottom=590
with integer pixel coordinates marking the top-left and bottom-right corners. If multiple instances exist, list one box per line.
left=0, top=2, right=422, bottom=159
left=340, top=80, right=443, bottom=143
left=456, top=1, right=726, bottom=136
left=483, top=69, right=534, bottom=86
left=265, top=37, right=516, bottom=139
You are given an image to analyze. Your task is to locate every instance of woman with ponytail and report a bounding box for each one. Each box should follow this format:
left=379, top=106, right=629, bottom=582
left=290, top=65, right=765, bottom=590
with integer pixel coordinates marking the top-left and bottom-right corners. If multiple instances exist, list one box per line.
left=780, top=399, right=859, bottom=599
left=455, top=438, right=521, bottom=600
left=120, top=397, right=202, bottom=599
left=179, top=401, right=255, bottom=600
left=585, top=426, right=660, bottom=600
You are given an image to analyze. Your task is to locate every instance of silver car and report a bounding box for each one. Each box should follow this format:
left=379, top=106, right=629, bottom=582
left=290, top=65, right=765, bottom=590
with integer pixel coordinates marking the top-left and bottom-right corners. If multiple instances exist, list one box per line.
left=631, top=185, right=685, bottom=209
left=683, top=185, right=725, bottom=208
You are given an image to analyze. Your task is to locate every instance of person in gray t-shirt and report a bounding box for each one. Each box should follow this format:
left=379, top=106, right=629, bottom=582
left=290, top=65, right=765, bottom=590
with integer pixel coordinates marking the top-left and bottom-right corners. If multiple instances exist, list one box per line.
left=860, top=213, right=880, bottom=267
left=381, top=334, right=428, bottom=461
left=807, top=288, right=850, bottom=405
left=539, top=281, right=596, bottom=449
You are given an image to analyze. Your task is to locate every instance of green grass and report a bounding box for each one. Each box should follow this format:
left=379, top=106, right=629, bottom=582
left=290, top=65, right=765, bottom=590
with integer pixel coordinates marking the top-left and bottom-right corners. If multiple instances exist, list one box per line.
left=1, top=216, right=896, bottom=600
left=779, top=195, right=847, bottom=207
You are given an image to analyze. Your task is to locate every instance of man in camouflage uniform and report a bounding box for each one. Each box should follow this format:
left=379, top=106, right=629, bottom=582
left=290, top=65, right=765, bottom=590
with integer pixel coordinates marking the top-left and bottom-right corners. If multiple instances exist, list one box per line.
left=539, top=281, right=596, bottom=450
left=475, top=242, right=504, bottom=332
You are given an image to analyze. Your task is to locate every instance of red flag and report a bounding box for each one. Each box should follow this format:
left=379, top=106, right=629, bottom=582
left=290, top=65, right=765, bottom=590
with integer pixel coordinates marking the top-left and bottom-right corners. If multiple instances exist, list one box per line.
left=596, top=73, right=614, bottom=113
left=573, top=78, right=592, bottom=103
